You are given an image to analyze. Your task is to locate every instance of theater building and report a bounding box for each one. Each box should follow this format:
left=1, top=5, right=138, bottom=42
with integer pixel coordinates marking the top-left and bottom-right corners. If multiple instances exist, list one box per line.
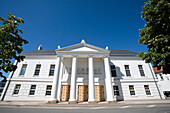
left=1, top=40, right=164, bottom=103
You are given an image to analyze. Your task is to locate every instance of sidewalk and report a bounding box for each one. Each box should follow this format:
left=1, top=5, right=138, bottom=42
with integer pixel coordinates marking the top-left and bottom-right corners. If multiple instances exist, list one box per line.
left=0, top=100, right=170, bottom=107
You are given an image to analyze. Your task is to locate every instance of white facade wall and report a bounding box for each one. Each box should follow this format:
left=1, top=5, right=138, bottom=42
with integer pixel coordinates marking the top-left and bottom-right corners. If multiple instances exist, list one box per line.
left=2, top=57, right=163, bottom=101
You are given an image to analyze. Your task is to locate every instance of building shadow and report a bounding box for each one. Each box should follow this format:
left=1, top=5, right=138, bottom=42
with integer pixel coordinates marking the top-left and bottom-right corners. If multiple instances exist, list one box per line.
left=114, top=66, right=125, bottom=101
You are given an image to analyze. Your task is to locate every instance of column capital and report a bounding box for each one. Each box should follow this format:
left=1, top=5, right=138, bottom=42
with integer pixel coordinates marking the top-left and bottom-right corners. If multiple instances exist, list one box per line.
left=57, top=55, right=62, bottom=58
left=103, top=55, right=110, bottom=58
left=88, top=55, right=94, bottom=58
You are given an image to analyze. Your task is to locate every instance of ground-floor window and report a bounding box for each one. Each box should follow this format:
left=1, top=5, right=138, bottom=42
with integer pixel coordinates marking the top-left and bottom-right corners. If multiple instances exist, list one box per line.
left=113, top=85, right=120, bottom=96
left=46, top=85, right=52, bottom=95
left=129, top=85, right=135, bottom=95
left=144, top=85, right=151, bottom=95
left=29, top=85, right=36, bottom=95
left=13, top=84, right=21, bottom=95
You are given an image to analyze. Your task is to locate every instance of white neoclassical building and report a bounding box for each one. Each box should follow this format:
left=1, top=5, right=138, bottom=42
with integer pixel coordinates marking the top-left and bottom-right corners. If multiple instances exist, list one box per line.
left=1, top=40, right=164, bottom=103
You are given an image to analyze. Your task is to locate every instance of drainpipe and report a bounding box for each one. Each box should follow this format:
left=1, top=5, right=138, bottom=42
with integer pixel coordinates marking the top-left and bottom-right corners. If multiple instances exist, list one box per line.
left=0, top=61, right=18, bottom=101
left=148, top=63, right=163, bottom=99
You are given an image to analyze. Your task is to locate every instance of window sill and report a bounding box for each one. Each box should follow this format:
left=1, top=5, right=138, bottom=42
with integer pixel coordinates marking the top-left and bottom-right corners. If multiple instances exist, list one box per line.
left=130, top=95, right=138, bottom=97
left=12, top=94, right=19, bottom=97
left=147, top=95, right=154, bottom=97
left=28, top=95, right=35, bottom=96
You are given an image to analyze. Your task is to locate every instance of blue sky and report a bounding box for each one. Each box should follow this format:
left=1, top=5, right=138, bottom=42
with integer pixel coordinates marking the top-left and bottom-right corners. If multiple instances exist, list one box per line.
left=0, top=0, right=148, bottom=77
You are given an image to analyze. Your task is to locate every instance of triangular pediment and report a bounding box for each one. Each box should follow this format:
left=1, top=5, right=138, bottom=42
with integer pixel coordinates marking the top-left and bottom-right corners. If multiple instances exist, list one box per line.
left=70, top=46, right=98, bottom=52
left=56, top=42, right=109, bottom=53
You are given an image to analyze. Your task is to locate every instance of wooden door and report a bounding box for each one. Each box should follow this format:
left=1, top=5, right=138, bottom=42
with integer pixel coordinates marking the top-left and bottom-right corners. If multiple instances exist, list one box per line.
left=61, top=85, right=70, bottom=101
left=95, top=85, right=104, bottom=102
left=78, top=85, right=88, bottom=102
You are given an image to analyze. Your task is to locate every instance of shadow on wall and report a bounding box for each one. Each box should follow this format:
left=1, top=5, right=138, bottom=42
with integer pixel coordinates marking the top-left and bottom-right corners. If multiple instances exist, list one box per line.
left=114, top=66, right=125, bottom=101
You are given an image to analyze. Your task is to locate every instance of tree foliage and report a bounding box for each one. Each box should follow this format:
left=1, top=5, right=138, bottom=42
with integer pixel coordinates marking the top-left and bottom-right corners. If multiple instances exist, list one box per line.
left=0, top=14, right=28, bottom=81
left=138, top=0, right=170, bottom=74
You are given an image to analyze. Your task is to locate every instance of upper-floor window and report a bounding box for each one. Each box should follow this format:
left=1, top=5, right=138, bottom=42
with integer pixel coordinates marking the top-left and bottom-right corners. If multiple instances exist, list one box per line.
left=20, top=64, right=27, bottom=76
left=144, top=85, right=151, bottom=95
left=29, top=85, right=36, bottom=95
left=113, top=85, right=120, bottom=96
left=13, top=84, right=21, bottom=95
left=129, top=85, right=135, bottom=95
left=124, top=65, right=131, bottom=76
left=111, top=65, right=117, bottom=77
left=45, top=85, right=52, bottom=96
left=160, top=74, right=164, bottom=80
left=49, top=65, right=55, bottom=76
left=34, top=64, right=41, bottom=76
left=138, top=65, right=145, bottom=76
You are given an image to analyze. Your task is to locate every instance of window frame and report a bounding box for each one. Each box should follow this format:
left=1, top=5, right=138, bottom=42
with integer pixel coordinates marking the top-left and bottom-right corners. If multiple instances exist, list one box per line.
left=113, top=85, right=120, bottom=96
left=49, top=64, right=55, bottom=76
left=45, top=85, right=52, bottom=96
left=159, top=74, right=164, bottom=80
left=144, top=85, right=151, bottom=95
left=124, top=65, right=131, bottom=76
left=110, top=65, right=117, bottom=77
left=34, top=64, right=41, bottom=76
left=13, top=84, right=21, bottom=95
left=129, top=85, right=135, bottom=96
left=29, top=85, right=36, bottom=96
left=19, top=64, right=27, bottom=76
left=138, top=65, right=145, bottom=76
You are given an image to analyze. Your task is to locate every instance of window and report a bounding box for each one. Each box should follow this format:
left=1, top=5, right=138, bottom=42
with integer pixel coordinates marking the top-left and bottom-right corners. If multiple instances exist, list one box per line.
left=49, top=65, right=55, bottom=76
left=129, top=85, right=135, bottom=95
left=124, top=65, right=131, bottom=76
left=34, top=64, right=41, bottom=76
left=113, top=86, right=120, bottom=96
left=46, top=85, right=52, bottom=95
left=155, top=74, right=158, bottom=79
left=144, top=85, right=151, bottom=95
left=160, top=74, right=164, bottom=80
left=138, top=65, right=145, bottom=76
left=29, top=85, right=36, bottom=95
left=111, top=65, right=117, bottom=77
left=20, top=64, right=27, bottom=76
left=13, top=84, right=21, bottom=95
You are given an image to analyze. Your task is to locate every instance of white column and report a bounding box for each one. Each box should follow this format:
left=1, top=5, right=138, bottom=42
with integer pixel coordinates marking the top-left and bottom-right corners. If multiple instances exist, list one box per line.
left=88, top=56, right=96, bottom=102
left=104, top=57, right=114, bottom=102
left=50, top=56, right=61, bottom=101
left=57, top=58, right=64, bottom=101
left=69, top=56, right=77, bottom=102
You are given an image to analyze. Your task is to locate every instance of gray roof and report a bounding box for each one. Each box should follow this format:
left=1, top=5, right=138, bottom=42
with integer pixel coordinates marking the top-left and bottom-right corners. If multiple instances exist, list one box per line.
left=20, top=49, right=57, bottom=56
left=109, top=50, right=138, bottom=56
left=20, top=49, right=138, bottom=57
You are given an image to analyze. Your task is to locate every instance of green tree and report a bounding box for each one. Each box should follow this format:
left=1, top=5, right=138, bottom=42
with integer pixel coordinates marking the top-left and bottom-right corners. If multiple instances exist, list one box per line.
left=138, top=0, right=170, bottom=74
left=0, top=14, right=28, bottom=81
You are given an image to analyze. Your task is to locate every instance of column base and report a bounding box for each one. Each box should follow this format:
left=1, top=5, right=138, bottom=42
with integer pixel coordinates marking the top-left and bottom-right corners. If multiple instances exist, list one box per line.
left=88, top=101, right=96, bottom=104
left=68, top=101, right=77, bottom=104
left=48, top=100, right=59, bottom=104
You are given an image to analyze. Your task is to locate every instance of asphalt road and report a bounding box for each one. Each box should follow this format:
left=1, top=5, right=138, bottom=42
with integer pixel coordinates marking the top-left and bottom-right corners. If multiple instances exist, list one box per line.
left=0, top=104, right=170, bottom=113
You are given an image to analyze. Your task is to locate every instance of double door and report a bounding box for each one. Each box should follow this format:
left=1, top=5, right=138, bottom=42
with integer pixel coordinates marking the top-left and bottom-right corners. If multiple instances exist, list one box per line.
left=61, top=85, right=70, bottom=101
left=78, top=85, right=88, bottom=102
left=95, top=85, right=104, bottom=102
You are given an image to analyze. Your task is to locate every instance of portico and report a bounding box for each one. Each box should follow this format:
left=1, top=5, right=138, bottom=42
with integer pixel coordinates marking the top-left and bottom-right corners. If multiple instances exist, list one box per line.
left=49, top=40, right=115, bottom=103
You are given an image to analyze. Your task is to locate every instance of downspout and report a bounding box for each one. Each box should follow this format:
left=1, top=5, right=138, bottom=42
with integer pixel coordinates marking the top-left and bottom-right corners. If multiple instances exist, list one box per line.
left=0, top=61, right=18, bottom=101
left=148, top=63, right=163, bottom=99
